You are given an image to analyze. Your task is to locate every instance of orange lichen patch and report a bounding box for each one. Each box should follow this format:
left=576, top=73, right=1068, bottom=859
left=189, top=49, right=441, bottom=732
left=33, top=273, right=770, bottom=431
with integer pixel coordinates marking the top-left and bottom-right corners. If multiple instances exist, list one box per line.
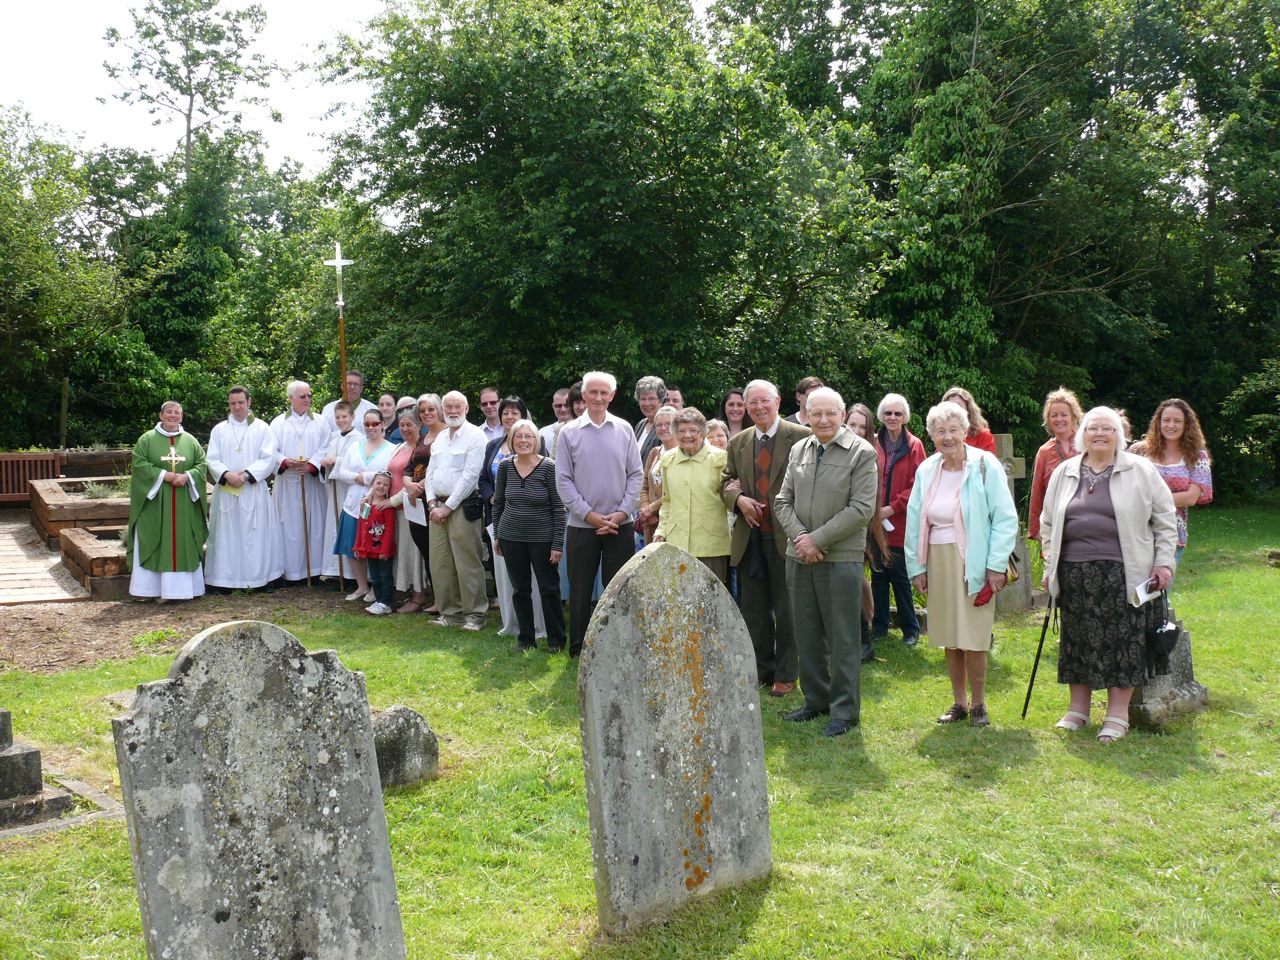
left=678, top=563, right=687, bottom=574
left=701, top=794, right=711, bottom=812
left=693, top=734, right=702, bottom=747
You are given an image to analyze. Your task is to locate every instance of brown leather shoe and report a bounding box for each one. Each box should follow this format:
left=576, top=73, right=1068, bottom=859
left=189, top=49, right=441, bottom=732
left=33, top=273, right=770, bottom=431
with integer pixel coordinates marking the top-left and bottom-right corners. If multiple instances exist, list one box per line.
left=769, top=681, right=796, bottom=698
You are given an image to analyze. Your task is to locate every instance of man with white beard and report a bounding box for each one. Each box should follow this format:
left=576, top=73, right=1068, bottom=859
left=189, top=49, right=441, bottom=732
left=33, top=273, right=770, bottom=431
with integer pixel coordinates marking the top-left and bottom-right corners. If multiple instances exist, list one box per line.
left=271, top=380, right=333, bottom=584
left=205, top=387, right=283, bottom=591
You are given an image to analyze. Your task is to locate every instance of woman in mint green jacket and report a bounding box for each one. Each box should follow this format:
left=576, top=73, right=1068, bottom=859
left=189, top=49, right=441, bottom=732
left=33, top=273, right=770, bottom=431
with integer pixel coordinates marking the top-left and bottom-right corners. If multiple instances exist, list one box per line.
left=905, top=401, right=1018, bottom=727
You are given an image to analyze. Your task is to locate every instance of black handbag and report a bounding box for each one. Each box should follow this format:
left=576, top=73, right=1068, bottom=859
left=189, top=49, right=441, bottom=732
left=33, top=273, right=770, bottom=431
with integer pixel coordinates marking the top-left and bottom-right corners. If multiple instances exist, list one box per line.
left=460, top=491, right=485, bottom=522
left=1145, top=591, right=1180, bottom=657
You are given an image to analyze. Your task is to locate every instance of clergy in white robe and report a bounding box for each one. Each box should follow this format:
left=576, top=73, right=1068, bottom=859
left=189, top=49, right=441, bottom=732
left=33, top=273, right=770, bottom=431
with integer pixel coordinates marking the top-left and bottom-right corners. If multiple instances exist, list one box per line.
left=320, top=403, right=363, bottom=578
left=204, top=389, right=283, bottom=589
left=271, top=381, right=333, bottom=581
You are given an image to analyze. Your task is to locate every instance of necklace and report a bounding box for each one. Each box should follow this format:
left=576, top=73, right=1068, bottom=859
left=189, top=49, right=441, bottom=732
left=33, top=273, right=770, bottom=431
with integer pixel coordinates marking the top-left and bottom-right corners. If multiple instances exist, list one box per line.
left=1082, top=462, right=1114, bottom=494
left=229, top=417, right=249, bottom=452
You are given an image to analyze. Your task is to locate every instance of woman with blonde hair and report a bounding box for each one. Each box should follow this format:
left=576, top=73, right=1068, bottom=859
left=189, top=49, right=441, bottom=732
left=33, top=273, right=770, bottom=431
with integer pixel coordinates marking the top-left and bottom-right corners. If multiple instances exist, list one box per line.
left=941, top=386, right=996, bottom=453
left=1028, top=387, right=1085, bottom=543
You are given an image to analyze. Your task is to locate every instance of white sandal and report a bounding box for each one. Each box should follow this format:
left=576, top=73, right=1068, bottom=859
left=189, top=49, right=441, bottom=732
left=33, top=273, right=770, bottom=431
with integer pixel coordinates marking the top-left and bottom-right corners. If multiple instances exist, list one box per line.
left=1097, top=716, right=1130, bottom=743
left=1055, top=710, right=1090, bottom=732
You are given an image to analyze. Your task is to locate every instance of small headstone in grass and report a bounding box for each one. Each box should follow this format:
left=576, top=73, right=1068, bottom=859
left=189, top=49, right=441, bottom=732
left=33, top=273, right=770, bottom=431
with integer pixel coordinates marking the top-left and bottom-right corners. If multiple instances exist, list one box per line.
left=578, top=543, right=771, bottom=935
left=1130, top=604, right=1208, bottom=729
left=0, top=708, right=74, bottom=827
left=371, top=706, right=439, bottom=787
left=112, top=620, right=406, bottom=960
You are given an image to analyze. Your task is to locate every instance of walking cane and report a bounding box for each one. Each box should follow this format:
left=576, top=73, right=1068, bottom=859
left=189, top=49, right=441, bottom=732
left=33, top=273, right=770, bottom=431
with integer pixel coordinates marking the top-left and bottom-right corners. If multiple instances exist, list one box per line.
left=299, top=469, right=312, bottom=587
left=1021, top=598, right=1054, bottom=719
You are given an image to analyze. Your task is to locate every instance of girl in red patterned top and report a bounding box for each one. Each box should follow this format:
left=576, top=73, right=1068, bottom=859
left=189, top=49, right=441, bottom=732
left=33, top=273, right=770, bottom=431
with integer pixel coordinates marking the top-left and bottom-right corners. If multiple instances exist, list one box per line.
left=355, top=471, right=397, bottom=615
left=1132, top=399, right=1213, bottom=567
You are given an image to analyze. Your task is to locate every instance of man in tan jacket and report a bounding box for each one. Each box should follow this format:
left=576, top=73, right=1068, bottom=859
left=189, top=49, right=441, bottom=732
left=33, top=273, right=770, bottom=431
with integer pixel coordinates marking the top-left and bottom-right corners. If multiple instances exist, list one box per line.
left=774, top=387, right=878, bottom=737
left=721, top=380, right=810, bottom=696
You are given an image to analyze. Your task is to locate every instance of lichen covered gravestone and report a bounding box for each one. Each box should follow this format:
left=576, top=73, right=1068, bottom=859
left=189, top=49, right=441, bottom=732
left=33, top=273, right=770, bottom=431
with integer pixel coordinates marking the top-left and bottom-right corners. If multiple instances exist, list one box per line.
left=578, top=543, right=771, bottom=934
left=371, top=705, right=439, bottom=788
left=112, top=620, right=405, bottom=960
left=0, top=708, right=72, bottom=827
left=1130, top=604, right=1209, bottom=729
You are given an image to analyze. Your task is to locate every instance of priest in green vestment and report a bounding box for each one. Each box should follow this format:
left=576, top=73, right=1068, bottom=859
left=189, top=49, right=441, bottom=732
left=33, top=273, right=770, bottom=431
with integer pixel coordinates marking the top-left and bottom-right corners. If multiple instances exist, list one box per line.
left=126, top=400, right=210, bottom=600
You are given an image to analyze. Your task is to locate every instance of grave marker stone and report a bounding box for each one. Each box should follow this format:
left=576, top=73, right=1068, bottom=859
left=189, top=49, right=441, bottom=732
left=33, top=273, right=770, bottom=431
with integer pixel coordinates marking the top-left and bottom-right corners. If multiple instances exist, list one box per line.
left=0, top=707, right=73, bottom=827
left=112, top=620, right=406, bottom=960
left=578, top=543, right=771, bottom=934
left=1130, top=604, right=1209, bottom=728
left=994, top=433, right=1033, bottom=612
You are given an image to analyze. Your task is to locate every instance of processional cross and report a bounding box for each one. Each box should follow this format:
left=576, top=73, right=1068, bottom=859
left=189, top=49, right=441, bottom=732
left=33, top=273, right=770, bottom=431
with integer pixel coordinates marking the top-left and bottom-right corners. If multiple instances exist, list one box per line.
left=324, top=242, right=355, bottom=397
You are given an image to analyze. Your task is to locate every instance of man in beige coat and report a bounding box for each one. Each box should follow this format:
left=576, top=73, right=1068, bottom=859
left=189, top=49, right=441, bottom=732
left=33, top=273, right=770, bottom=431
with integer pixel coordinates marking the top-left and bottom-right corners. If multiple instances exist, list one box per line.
left=774, top=387, right=878, bottom=736
left=721, top=380, right=810, bottom=696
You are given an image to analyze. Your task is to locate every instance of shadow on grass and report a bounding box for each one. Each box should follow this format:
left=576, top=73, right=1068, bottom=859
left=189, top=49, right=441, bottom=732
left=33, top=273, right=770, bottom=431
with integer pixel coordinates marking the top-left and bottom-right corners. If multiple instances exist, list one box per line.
left=914, top=724, right=1038, bottom=783
left=1060, top=722, right=1216, bottom=777
left=766, top=723, right=889, bottom=800
left=573, top=872, right=772, bottom=960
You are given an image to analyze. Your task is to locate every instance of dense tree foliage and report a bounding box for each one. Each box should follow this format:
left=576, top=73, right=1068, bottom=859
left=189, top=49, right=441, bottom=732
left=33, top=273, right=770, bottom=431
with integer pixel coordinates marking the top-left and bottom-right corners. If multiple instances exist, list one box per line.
left=1, top=0, right=1276, bottom=499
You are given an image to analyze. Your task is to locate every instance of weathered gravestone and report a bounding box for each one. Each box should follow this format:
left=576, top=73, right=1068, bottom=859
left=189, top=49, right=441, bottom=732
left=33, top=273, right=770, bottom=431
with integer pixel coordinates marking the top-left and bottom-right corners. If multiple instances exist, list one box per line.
left=578, top=543, right=771, bottom=934
left=112, top=620, right=406, bottom=960
left=993, top=434, right=1033, bottom=613
left=1130, top=604, right=1209, bottom=729
left=371, top=705, right=439, bottom=788
left=1, top=708, right=74, bottom=827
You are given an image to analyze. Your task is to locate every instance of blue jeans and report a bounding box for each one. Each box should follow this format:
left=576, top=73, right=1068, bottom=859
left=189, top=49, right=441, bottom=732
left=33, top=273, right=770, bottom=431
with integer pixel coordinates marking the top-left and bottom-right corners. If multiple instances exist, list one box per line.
left=367, top=556, right=394, bottom=606
left=871, top=547, right=919, bottom=640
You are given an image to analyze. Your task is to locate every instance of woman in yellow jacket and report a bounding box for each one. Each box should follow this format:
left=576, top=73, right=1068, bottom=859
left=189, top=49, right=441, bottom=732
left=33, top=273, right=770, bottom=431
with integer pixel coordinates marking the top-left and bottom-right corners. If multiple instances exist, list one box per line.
left=654, top=407, right=732, bottom=586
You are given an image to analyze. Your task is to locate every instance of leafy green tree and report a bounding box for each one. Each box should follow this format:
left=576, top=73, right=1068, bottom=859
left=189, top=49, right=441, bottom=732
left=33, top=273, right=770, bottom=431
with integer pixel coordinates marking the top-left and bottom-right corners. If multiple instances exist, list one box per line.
left=103, top=0, right=279, bottom=177
left=332, top=0, right=889, bottom=414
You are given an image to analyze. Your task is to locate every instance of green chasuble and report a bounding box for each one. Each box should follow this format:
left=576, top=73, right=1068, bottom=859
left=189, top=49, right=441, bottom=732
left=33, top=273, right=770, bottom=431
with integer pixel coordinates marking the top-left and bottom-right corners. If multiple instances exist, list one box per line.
left=125, top=429, right=209, bottom=574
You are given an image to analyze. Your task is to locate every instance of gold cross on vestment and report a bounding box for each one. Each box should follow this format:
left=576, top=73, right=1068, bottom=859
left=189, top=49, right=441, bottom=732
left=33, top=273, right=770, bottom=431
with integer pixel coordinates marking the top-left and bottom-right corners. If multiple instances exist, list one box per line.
left=160, top=449, right=187, bottom=471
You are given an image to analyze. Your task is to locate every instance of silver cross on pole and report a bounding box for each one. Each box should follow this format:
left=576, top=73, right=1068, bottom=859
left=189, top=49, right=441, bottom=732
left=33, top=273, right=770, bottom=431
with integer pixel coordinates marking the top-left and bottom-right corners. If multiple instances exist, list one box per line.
left=324, top=241, right=355, bottom=397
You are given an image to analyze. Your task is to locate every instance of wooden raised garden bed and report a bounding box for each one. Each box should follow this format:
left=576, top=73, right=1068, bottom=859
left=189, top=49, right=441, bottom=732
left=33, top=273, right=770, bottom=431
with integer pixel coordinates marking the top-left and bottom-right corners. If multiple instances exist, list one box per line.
left=60, top=449, right=132, bottom=479
left=29, top=477, right=131, bottom=549
left=59, top=527, right=129, bottom=601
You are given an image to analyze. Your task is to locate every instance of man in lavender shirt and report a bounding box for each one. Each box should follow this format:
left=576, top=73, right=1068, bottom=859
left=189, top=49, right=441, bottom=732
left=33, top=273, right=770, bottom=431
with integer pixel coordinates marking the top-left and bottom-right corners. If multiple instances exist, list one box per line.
left=555, top=370, right=644, bottom=657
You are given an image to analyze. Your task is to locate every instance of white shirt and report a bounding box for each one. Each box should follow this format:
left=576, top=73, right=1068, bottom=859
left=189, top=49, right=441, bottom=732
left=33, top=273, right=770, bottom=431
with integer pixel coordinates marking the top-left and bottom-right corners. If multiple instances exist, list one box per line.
left=481, top=421, right=505, bottom=443
left=425, top=422, right=487, bottom=509
left=753, top=417, right=781, bottom=442
left=321, top=397, right=377, bottom=436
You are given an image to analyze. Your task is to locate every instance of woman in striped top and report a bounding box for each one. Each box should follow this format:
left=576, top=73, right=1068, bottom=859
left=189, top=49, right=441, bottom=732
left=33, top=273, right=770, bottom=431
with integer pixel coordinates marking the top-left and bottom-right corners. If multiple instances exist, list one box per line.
left=492, top=419, right=567, bottom=652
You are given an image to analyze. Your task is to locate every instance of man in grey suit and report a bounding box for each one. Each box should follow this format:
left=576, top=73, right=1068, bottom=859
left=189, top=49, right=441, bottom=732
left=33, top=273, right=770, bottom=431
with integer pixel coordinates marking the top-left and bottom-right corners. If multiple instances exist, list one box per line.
left=721, top=379, right=810, bottom=697
left=774, top=386, right=878, bottom=737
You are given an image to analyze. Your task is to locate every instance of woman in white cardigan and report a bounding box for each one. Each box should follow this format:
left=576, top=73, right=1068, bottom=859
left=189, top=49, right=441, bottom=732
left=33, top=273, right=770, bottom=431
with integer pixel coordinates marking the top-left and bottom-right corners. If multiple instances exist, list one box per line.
left=1040, top=406, right=1177, bottom=743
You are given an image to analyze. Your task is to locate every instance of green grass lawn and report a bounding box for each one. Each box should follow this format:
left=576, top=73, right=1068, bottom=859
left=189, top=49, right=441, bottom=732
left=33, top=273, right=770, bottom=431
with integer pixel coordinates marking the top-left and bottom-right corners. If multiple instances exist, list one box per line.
left=1, top=499, right=1277, bottom=959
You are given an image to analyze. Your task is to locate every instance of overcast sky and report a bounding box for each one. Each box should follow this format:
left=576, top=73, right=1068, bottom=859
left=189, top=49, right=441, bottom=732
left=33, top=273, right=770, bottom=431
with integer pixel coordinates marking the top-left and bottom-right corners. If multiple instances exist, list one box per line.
left=1, top=0, right=386, bottom=175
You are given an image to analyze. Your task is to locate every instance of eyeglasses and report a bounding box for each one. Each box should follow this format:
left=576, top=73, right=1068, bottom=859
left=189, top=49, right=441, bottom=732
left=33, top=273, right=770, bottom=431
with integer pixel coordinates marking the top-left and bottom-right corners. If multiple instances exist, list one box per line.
left=881, top=410, right=904, bottom=417
left=479, top=400, right=499, bottom=407
left=296, top=393, right=312, bottom=399
left=552, top=403, right=568, bottom=409
left=1085, top=425, right=1117, bottom=435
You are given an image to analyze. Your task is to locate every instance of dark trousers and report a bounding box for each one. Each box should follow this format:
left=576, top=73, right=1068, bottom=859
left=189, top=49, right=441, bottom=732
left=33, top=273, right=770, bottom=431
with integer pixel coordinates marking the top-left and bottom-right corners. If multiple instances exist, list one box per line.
left=500, top=538, right=566, bottom=648
left=367, top=556, right=394, bottom=606
left=788, top=559, right=862, bottom=722
left=408, top=520, right=431, bottom=589
left=738, top=537, right=797, bottom=684
left=871, top=546, right=919, bottom=639
left=566, top=522, right=635, bottom=655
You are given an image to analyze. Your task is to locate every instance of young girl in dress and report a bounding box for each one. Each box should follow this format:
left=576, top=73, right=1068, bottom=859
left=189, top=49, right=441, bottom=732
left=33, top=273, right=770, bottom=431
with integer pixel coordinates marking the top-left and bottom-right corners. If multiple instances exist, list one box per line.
left=355, top=470, right=397, bottom=615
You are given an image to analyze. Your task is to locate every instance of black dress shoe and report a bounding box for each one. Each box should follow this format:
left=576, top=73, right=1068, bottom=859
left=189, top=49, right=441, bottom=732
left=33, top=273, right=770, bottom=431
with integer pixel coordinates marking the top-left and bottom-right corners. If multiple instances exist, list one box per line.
left=822, top=718, right=856, bottom=737
left=783, top=706, right=829, bottom=723
left=861, top=642, right=875, bottom=663
left=902, top=634, right=919, bottom=647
